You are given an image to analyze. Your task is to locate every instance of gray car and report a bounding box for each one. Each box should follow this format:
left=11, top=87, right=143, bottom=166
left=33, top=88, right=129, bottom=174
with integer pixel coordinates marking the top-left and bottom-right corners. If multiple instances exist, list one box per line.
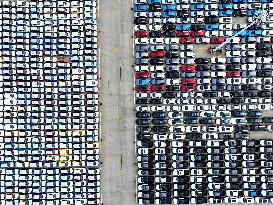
left=226, top=44, right=241, bottom=50
left=165, top=66, right=180, bottom=71
left=136, top=45, right=149, bottom=52
left=211, top=64, right=226, bottom=70
left=241, top=71, right=256, bottom=77
left=196, top=71, right=211, bottom=78
left=241, top=57, right=256, bottom=64
left=135, top=58, right=149, bottom=65
left=165, top=44, right=179, bottom=51
left=166, top=58, right=180, bottom=65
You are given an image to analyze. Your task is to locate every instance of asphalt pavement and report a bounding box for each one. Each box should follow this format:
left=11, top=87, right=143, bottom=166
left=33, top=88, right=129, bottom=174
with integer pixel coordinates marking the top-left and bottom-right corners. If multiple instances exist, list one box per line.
left=98, top=0, right=136, bottom=204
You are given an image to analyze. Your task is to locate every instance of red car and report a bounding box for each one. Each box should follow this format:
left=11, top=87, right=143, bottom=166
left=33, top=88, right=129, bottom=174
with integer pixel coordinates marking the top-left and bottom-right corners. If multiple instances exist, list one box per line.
left=150, top=85, right=165, bottom=92
left=134, top=31, right=148, bottom=38
left=135, top=85, right=150, bottom=93
left=150, top=51, right=165, bottom=58
left=135, top=71, right=150, bottom=78
left=182, top=78, right=196, bottom=85
left=226, top=71, right=240, bottom=78
left=180, top=65, right=195, bottom=72
left=176, top=31, right=190, bottom=37
left=210, top=37, right=225, bottom=44
left=180, top=85, right=196, bottom=92
left=179, top=37, right=194, bottom=44
left=180, top=85, right=187, bottom=91
left=190, top=30, right=205, bottom=37
left=271, top=37, right=273, bottom=43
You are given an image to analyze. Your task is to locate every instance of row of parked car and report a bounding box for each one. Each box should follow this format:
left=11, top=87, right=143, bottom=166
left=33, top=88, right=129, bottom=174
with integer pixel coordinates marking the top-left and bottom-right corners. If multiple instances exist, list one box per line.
left=138, top=139, right=273, bottom=204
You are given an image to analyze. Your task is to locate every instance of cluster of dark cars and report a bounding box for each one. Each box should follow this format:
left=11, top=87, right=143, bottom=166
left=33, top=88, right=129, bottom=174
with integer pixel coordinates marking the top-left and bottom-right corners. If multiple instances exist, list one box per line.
left=134, top=0, right=273, bottom=204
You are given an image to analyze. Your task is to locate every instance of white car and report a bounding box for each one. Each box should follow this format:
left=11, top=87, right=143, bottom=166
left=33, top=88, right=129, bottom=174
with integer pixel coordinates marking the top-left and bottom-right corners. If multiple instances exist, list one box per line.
left=151, top=106, right=165, bottom=111
left=205, top=30, right=219, bottom=37
left=219, top=24, right=232, bottom=30
left=211, top=57, right=226, bottom=64
left=205, top=4, right=218, bottom=10
left=180, top=51, right=195, bottom=58
left=219, top=17, right=232, bottom=23
left=149, top=93, right=161, bottom=98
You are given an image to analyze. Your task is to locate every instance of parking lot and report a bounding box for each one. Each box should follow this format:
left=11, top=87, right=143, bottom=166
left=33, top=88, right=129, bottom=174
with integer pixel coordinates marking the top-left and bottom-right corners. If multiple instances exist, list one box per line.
left=134, top=0, right=273, bottom=204
left=0, top=0, right=100, bottom=204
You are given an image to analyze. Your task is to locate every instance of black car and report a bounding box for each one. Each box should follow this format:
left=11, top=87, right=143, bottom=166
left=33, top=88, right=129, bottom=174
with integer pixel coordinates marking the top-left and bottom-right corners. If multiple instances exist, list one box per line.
left=217, top=98, right=231, bottom=104
left=136, top=111, right=151, bottom=118
left=165, top=85, right=179, bottom=91
left=148, top=4, right=161, bottom=12
left=211, top=176, right=225, bottom=183
left=137, top=134, right=152, bottom=141
left=185, top=133, right=202, bottom=139
left=136, top=119, right=151, bottom=125
left=162, top=23, right=176, bottom=31
left=150, top=59, right=164, bottom=65
left=152, top=119, right=168, bottom=125
left=166, top=71, right=180, bottom=78
left=204, top=16, right=219, bottom=24
left=256, top=43, right=271, bottom=50
left=203, top=92, right=217, bottom=97
left=258, top=91, right=271, bottom=97
left=184, top=112, right=200, bottom=117
left=152, top=126, right=168, bottom=133
left=241, top=84, right=257, bottom=90
left=227, top=183, right=242, bottom=190
left=226, top=64, right=240, bottom=71
left=231, top=98, right=244, bottom=104
left=244, top=90, right=258, bottom=97
left=231, top=91, right=244, bottom=97
left=256, top=50, right=271, bottom=57
left=231, top=111, right=247, bottom=117
left=136, top=99, right=149, bottom=105
left=149, top=99, right=162, bottom=104
left=196, top=65, right=210, bottom=71
left=138, top=141, right=154, bottom=148
left=149, top=31, right=162, bottom=38
left=191, top=25, right=204, bottom=31
left=152, top=112, right=167, bottom=118
left=247, top=118, right=262, bottom=124
left=234, top=125, right=250, bottom=132
left=137, top=126, right=151, bottom=134
left=194, top=58, right=210, bottom=64
left=165, top=51, right=179, bottom=58
left=199, top=118, right=215, bottom=124
left=134, top=17, right=148, bottom=24
left=177, top=11, right=189, bottom=18
left=163, top=31, right=176, bottom=37
left=163, top=92, right=176, bottom=98
left=257, top=71, right=271, bottom=77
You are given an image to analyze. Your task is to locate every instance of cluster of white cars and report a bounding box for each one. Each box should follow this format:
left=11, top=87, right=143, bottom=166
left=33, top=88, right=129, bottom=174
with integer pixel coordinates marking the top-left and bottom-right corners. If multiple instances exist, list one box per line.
left=0, top=0, right=100, bottom=204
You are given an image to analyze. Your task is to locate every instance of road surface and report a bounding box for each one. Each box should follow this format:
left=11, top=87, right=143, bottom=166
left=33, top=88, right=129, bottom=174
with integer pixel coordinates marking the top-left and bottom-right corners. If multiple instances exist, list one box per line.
left=98, top=0, right=136, bottom=204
